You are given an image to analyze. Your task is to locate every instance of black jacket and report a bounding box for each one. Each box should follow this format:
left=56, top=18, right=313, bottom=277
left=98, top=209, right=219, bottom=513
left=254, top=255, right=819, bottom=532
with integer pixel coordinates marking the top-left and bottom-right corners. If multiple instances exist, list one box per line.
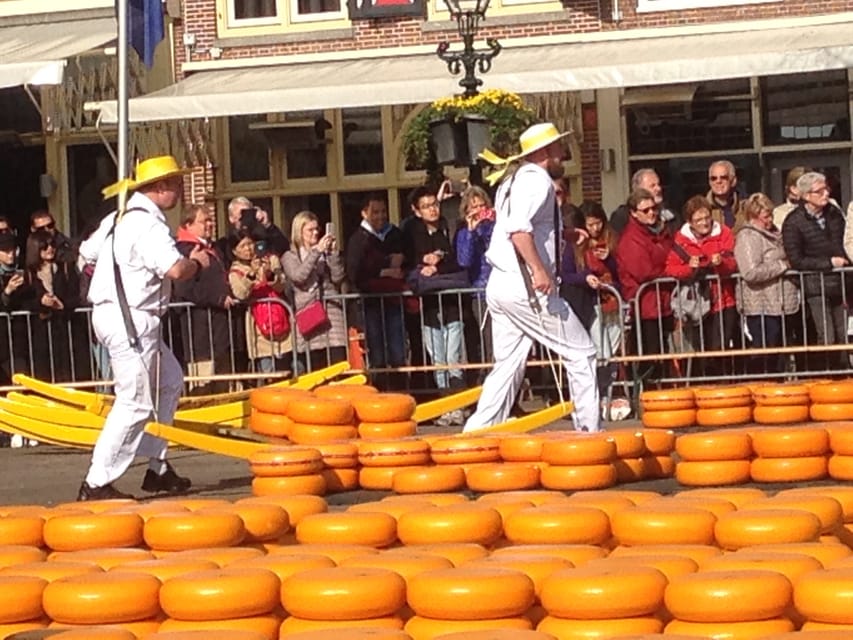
left=782, top=202, right=847, bottom=298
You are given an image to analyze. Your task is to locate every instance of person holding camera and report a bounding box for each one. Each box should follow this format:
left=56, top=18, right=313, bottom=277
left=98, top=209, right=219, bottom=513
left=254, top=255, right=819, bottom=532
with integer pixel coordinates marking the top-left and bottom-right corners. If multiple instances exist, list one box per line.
left=219, top=197, right=289, bottom=267
left=282, top=212, right=347, bottom=373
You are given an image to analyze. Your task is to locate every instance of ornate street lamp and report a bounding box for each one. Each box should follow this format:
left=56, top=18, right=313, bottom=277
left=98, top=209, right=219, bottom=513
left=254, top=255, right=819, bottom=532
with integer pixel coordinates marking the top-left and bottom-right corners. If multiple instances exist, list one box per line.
left=437, top=0, right=502, bottom=98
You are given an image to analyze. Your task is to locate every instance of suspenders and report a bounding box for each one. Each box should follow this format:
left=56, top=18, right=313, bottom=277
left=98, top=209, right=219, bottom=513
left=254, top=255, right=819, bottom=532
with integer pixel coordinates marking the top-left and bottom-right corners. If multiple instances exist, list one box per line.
left=106, top=207, right=147, bottom=352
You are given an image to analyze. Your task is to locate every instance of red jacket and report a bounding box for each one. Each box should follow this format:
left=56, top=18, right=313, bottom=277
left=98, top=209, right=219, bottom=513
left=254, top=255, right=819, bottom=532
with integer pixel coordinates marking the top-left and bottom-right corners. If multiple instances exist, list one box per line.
left=616, top=217, right=674, bottom=320
left=664, top=221, right=737, bottom=313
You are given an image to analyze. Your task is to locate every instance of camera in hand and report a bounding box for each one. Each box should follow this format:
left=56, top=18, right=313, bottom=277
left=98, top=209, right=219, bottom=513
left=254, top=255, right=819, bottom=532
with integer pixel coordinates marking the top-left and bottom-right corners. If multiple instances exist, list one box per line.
left=240, top=207, right=259, bottom=232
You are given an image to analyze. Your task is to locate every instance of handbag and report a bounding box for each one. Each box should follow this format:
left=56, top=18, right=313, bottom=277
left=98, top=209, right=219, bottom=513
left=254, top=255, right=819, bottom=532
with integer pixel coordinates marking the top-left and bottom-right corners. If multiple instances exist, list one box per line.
left=250, top=284, right=290, bottom=340
left=295, top=258, right=331, bottom=337
left=670, top=243, right=711, bottom=325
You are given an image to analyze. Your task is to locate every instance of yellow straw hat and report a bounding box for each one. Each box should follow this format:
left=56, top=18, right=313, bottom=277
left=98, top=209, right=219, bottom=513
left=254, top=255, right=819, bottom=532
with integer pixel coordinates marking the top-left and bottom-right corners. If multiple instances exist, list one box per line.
left=101, top=155, right=192, bottom=199
left=479, top=122, right=570, bottom=185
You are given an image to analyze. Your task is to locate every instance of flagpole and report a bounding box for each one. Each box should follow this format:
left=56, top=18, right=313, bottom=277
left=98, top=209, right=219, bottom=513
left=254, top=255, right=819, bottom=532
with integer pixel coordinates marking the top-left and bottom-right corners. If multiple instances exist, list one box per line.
left=117, top=0, right=130, bottom=191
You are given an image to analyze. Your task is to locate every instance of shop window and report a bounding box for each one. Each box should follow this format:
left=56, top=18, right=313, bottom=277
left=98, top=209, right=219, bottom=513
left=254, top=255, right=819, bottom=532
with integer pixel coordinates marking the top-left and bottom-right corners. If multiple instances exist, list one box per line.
left=280, top=111, right=329, bottom=180
left=0, top=87, right=42, bottom=135
left=228, top=115, right=271, bottom=184
left=293, top=0, right=340, bottom=17
left=761, top=70, right=850, bottom=147
left=636, top=0, right=777, bottom=11
left=626, top=79, right=753, bottom=156
left=233, top=0, right=278, bottom=18
left=342, top=107, right=384, bottom=176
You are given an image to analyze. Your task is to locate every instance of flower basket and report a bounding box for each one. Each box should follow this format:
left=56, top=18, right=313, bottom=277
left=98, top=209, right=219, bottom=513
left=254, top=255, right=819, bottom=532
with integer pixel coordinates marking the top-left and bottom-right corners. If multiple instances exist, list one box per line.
left=403, top=89, right=536, bottom=170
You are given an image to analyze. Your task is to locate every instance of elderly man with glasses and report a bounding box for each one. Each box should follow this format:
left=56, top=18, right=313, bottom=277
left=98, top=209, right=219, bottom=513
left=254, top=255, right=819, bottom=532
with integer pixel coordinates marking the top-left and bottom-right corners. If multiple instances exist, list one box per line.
left=706, top=160, right=746, bottom=231
left=782, top=172, right=849, bottom=370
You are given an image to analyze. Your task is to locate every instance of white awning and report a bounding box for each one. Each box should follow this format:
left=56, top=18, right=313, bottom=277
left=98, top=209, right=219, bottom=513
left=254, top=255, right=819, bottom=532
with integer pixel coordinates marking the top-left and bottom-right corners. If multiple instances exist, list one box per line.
left=0, top=17, right=117, bottom=88
left=96, top=18, right=853, bottom=123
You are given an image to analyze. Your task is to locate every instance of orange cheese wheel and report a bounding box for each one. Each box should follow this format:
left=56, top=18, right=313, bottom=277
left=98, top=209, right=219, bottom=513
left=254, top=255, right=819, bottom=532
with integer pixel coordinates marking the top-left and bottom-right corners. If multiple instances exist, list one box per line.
left=250, top=388, right=313, bottom=414
left=0, top=516, right=44, bottom=547
left=609, top=543, right=722, bottom=564
left=109, top=558, right=219, bottom=582
left=476, top=490, right=567, bottom=506
left=605, top=431, right=647, bottom=458
left=740, top=541, right=851, bottom=568
left=699, top=550, right=823, bottom=583
left=357, top=466, right=408, bottom=491
left=665, top=569, right=792, bottom=622
left=0, top=560, right=101, bottom=582
left=611, top=506, right=717, bottom=546
left=642, top=454, right=675, bottom=479
left=339, top=551, right=453, bottom=584
left=286, top=397, right=354, bottom=425
left=46, top=548, right=154, bottom=569
left=613, top=457, right=646, bottom=483
left=320, top=468, right=359, bottom=493
left=777, top=486, right=853, bottom=524
left=795, top=567, right=853, bottom=624
left=314, top=383, right=379, bottom=400
left=384, top=542, right=488, bottom=566
left=641, top=408, right=696, bottom=429
left=584, top=553, right=698, bottom=583
left=352, top=394, right=416, bottom=423
left=392, top=466, right=467, bottom=494
left=491, top=544, right=606, bottom=566
left=676, top=459, right=752, bottom=486
left=810, top=380, right=853, bottom=404
left=406, top=616, right=531, bottom=640
left=640, top=388, right=695, bottom=411
left=714, top=509, right=822, bottom=549
left=639, top=429, right=676, bottom=455
left=250, top=474, right=327, bottom=496
left=0, top=575, right=46, bottom=623
left=236, top=494, right=327, bottom=525
left=143, top=512, right=245, bottom=551
left=676, top=431, right=753, bottom=461
left=563, top=492, right=635, bottom=520
left=347, top=498, right=435, bottom=521
left=645, top=496, right=736, bottom=519
left=750, top=456, right=828, bottom=483
left=664, top=617, right=794, bottom=637
left=539, top=464, right=617, bottom=491
left=498, top=435, right=546, bottom=462
left=675, top=487, right=767, bottom=508
left=540, top=436, right=615, bottom=465
left=203, top=504, right=290, bottom=543
left=751, top=427, right=830, bottom=458
left=537, top=615, right=662, bottom=638
left=42, top=572, right=161, bottom=624
left=693, top=385, right=753, bottom=409
left=0, top=545, right=45, bottom=568
left=408, top=567, right=534, bottom=620
left=280, top=616, right=404, bottom=635
left=695, top=405, right=753, bottom=427
left=282, top=567, right=406, bottom=620
left=828, top=454, right=853, bottom=480
left=296, top=512, right=397, bottom=548
left=357, top=420, right=417, bottom=440
left=504, top=505, right=610, bottom=546
left=311, top=441, right=359, bottom=469
left=753, top=383, right=810, bottom=406
left=541, top=564, right=666, bottom=619
left=267, top=543, right=377, bottom=564
left=464, top=554, right=573, bottom=596
left=465, top=463, right=540, bottom=492
left=828, top=425, right=853, bottom=455
left=753, top=404, right=811, bottom=424
left=248, top=410, right=293, bottom=438
left=811, top=403, right=853, bottom=422
left=248, top=446, right=324, bottom=478
left=430, top=437, right=501, bottom=465
left=155, top=613, right=282, bottom=638
left=287, top=423, right=358, bottom=445
left=162, top=546, right=265, bottom=568
left=397, top=505, right=502, bottom=546
left=357, top=440, right=431, bottom=467
left=159, top=567, right=280, bottom=621
left=232, top=553, right=336, bottom=585
left=740, top=495, right=843, bottom=533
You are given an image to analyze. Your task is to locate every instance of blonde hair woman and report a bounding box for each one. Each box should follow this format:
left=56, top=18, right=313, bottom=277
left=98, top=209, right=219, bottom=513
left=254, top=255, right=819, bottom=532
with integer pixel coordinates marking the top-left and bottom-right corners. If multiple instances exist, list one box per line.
left=281, top=211, right=347, bottom=372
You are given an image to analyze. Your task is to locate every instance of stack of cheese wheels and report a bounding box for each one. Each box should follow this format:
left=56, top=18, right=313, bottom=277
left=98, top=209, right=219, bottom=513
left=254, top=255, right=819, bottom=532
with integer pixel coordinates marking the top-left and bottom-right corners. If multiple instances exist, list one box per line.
left=427, top=436, right=500, bottom=494
left=143, top=511, right=247, bottom=552
left=0, top=574, right=49, bottom=632
left=809, top=379, right=853, bottom=421
left=405, top=567, right=536, bottom=639
left=737, top=494, right=844, bottom=539
left=693, top=386, right=753, bottom=428
left=608, top=431, right=648, bottom=484
left=280, top=567, right=407, bottom=635
left=793, top=567, right=853, bottom=631
left=352, top=393, right=417, bottom=441
left=750, top=426, right=830, bottom=483
left=504, top=503, right=611, bottom=546
left=663, top=569, right=795, bottom=637
left=42, top=512, right=145, bottom=552
left=539, top=434, right=617, bottom=491
left=639, top=429, right=676, bottom=479
left=827, top=423, right=853, bottom=481
left=157, top=567, right=283, bottom=638
left=640, top=389, right=696, bottom=429
left=312, top=441, right=360, bottom=493
left=286, top=395, right=358, bottom=445
left=357, top=439, right=432, bottom=491
left=296, top=512, right=397, bottom=548
left=248, top=446, right=329, bottom=498
left=752, top=383, right=811, bottom=425
left=537, top=565, right=668, bottom=638
left=398, top=504, right=503, bottom=547
left=675, top=430, right=753, bottom=487
left=248, top=387, right=312, bottom=439
left=714, top=508, right=823, bottom=549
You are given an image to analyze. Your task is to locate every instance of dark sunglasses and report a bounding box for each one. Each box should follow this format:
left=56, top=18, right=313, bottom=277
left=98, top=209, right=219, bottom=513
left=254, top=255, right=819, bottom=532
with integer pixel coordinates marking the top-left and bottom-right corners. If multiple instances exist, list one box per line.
left=34, top=221, right=55, bottom=231
left=636, top=206, right=658, bottom=214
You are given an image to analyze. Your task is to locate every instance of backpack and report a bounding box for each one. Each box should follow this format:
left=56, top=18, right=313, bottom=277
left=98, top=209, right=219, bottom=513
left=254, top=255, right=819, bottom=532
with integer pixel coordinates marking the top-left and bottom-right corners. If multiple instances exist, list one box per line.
left=250, top=282, right=290, bottom=340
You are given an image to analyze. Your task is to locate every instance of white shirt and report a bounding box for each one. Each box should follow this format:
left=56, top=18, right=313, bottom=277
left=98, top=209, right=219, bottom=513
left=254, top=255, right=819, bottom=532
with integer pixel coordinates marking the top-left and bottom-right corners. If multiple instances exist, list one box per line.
left=80, top=191, right=182, bottom=314
left=485, top=162, right=560, bottom=275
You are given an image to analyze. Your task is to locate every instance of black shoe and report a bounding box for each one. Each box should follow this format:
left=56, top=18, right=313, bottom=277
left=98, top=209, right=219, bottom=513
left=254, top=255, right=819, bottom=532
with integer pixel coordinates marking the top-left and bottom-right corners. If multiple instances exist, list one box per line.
left=77, top=481, right=135, bottom=501
left=141, top=463, right=192, bottom=494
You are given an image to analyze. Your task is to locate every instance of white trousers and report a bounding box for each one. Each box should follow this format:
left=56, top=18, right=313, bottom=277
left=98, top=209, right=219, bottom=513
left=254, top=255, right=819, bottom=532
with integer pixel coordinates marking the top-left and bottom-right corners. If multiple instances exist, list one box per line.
left=463, top=270, right=600, bottom=433
left=85, top=304, right=183, bottom=487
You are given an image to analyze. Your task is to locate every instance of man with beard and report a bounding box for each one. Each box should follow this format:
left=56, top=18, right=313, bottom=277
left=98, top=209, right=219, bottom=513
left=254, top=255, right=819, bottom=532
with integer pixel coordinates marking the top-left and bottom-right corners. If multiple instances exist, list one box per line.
left=463, top=123, right=599, bottom=433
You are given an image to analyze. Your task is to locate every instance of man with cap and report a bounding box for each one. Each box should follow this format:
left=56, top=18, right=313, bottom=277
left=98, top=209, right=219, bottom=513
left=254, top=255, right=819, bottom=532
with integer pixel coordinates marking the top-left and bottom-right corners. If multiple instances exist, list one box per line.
left=463, top=123, right=600, bottom=433
left=77, top=155, right=211, bottom=501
